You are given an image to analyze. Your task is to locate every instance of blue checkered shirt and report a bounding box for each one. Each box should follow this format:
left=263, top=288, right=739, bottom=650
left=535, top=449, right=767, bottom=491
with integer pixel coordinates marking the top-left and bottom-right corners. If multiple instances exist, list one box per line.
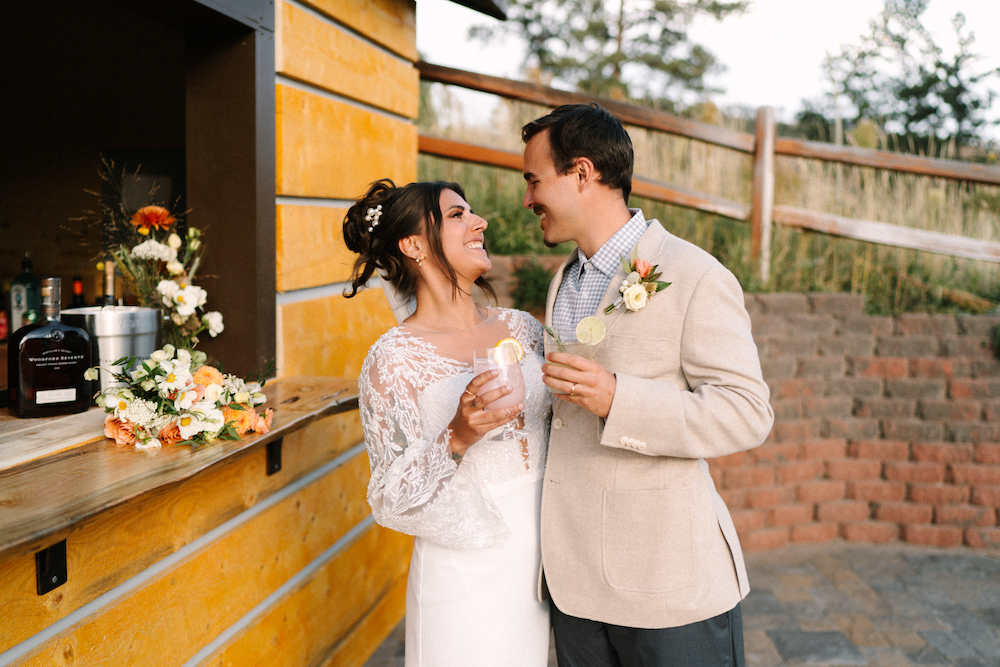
left=551, top=209, right=649, bottom=338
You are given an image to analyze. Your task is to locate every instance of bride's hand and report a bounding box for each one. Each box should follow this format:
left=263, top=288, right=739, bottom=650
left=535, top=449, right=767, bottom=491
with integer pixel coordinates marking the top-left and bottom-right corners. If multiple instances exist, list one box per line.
left=448, top=370, right=523, bottom=458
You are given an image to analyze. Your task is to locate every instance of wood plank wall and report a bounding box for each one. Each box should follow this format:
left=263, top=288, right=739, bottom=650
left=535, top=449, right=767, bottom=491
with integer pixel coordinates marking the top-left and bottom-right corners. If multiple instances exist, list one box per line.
left=270, top=1, right=417, bottom=665
left=274, top=0, right=414, bottom=383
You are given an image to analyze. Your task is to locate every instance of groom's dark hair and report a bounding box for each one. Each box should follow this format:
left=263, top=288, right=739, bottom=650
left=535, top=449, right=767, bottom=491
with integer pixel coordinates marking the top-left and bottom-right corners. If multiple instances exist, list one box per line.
left=522, top=103, right=633, bottom=202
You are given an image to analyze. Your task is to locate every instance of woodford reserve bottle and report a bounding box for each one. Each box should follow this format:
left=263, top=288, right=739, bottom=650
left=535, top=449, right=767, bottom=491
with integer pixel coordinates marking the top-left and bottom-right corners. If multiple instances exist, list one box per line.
left=7, top=278, right=92, bottom=417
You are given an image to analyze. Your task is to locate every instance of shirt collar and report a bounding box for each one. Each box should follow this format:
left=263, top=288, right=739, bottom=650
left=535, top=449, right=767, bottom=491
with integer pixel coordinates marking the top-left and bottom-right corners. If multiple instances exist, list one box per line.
left=574, top=209, right=649, bottom=280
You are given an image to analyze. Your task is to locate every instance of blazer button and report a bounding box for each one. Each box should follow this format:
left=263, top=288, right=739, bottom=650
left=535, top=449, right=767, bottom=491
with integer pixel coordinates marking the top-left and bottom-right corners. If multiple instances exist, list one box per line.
left=619, top=436, right=628, bottom=446
left=552, top=418, right=563, bottom=430
left=637, top=441, right=647, bottom=450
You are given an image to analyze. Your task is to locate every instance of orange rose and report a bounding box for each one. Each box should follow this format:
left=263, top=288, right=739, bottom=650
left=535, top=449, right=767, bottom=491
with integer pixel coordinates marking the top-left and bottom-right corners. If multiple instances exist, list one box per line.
left=104, top=415, right=138, bottom=446
left=158, top=421, right=184, bottom=445
left=634, top=257, right=652, bottom=278
left=253, top=408, right=274, bottom=434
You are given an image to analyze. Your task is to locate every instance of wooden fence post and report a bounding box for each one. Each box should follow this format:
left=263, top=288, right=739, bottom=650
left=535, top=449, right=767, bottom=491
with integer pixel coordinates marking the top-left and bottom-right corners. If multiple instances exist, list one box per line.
left=751, top=106, right=776, bottom=285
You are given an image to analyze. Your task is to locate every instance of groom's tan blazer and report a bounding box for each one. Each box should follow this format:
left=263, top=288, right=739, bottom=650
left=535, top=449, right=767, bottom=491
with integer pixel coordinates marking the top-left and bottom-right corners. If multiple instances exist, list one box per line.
left=541, top=218, right=774, bottom=630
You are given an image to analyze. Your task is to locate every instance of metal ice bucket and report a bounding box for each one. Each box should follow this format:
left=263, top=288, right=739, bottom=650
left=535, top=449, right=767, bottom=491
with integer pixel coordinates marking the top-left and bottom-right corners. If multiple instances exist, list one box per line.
left=62, top=306, right=161, bottom=392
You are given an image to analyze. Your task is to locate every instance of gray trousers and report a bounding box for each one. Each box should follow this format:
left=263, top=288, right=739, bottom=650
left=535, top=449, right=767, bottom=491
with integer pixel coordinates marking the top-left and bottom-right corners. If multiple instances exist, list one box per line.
left=551, top=601, right=745, bottom=667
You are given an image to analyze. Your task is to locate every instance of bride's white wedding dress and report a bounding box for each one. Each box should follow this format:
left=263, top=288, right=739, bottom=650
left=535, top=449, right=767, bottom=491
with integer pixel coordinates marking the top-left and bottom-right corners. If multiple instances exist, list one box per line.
left=359, top=308, right=552, bottom=667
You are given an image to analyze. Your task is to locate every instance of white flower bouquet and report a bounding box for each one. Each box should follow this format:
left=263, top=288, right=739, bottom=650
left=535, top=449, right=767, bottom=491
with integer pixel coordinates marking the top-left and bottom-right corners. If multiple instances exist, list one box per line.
left=91, top=344, right=272, bottom=450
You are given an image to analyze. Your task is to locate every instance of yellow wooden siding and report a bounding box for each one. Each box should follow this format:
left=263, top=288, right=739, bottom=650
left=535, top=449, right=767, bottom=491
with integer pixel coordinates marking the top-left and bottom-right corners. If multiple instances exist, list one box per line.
left=0, top=412, right=362, bottom=655
left=196, top=525, right=410, bottom=667
left=15, top=452, right=371, bottom=666
left=276, top=204, right=354, bottom=292
left=276, top=85, right=418, bottom=199
left=319, top=573, right=408, bottom=667
left=296, top=0, right=417, bottom=62
left=277, top=1, right=418, bottom=119
left=278, top=288, right=395, bottom=380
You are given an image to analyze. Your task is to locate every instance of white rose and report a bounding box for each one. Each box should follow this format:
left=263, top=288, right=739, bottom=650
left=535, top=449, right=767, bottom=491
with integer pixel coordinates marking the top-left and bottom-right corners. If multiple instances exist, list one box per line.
left=150, top=349, right=168, bottom=363
left=167, top=233, right=182, bottom=249
left=234, top=391, right=251, bottom=405
left=203, top=311, right=224, bottom=337
left=623, top=283, right=648, bottom=311
left=167, top=261, right=184, bottom=275
left=204, top=383, right=223, bottom=402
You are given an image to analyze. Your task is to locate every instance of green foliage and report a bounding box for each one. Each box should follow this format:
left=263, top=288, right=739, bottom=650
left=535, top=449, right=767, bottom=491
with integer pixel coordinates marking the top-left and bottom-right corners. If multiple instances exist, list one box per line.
left=812, top=0, right=1000, bottom=152
left=511, top=261, right=554, bottom=315
left=469, top=0, right=748, bottom=105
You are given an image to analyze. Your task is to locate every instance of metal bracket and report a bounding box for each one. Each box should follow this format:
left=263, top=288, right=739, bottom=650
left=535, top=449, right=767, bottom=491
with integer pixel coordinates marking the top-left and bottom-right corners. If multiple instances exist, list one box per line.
left=36, top=539, right=67, bottom=595
left=266, top=438, right=282, bottom=476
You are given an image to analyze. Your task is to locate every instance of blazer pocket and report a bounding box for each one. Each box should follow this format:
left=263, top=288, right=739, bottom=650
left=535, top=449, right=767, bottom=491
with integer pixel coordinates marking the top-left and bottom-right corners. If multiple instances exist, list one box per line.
left=602, top=488, right=694, bottom=594
left=600, top=333, right=669, bottom=354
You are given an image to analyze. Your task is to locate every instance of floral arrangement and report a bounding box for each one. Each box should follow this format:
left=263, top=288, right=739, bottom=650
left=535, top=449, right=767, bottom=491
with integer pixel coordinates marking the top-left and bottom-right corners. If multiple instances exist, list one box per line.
left=87, top=344, right=273, bottom=450
left=605, top=249, right=671, bottom=313
left=93, top=162, right=223, bottom=351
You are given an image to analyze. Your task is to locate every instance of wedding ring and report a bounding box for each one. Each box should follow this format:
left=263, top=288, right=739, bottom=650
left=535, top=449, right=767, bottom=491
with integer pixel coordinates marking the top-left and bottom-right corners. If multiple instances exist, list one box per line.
left=570, top=383, right=576, bottom=396
left=464, top=389, right=475, bottom=397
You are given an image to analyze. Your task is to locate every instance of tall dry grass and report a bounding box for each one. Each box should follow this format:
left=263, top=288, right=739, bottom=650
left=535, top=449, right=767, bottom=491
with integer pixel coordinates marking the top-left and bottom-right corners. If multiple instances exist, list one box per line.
left=418, top=86, right=1000, bottom=313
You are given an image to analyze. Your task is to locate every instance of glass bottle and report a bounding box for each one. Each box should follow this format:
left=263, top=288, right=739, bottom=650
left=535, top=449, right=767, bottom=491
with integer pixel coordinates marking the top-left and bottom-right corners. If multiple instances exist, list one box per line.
left=9, top=252, right=41, bottom=332
left=8, top=277, right=92, bottom=418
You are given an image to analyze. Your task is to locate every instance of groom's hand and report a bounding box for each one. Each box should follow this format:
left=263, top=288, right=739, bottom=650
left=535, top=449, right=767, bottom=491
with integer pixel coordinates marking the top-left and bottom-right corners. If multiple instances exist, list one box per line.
left=543, top=352, right=616, bottom=418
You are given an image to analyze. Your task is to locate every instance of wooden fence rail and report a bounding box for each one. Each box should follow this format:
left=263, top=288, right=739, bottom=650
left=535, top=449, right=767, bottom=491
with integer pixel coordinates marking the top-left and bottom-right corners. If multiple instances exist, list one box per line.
left=417, top=61, right=1000, bottom=281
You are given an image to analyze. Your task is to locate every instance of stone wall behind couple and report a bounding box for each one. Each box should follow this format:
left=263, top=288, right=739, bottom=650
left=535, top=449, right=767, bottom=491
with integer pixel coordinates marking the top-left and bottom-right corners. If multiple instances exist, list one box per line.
left=716, top=292, right=1000, bottom=552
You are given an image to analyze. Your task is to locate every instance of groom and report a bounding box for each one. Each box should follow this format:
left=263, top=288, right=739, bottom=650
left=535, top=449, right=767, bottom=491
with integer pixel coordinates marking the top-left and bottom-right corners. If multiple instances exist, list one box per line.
left=524, top=103, right=774, bottom=666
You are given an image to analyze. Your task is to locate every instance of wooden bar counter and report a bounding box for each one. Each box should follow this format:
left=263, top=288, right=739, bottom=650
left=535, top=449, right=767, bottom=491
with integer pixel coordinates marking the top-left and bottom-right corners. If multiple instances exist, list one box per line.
left=0, top=376, right=410, bottom=667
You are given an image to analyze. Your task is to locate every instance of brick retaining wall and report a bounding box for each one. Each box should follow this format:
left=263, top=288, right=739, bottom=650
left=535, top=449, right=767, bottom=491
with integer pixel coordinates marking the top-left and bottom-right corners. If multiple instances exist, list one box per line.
left=719, top=293, right=1000, bottom=551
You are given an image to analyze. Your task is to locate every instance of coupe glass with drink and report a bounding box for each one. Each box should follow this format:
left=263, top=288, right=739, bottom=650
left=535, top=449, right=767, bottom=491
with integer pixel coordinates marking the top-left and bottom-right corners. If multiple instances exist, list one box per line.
left=542, top=323, right=601, bottom=394
left=473, top=344, right=526, bottom=440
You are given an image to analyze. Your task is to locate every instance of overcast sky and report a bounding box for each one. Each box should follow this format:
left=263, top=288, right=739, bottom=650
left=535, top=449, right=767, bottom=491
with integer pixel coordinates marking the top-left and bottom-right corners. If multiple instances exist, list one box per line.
left=416, top=0, right=1000, bottom=137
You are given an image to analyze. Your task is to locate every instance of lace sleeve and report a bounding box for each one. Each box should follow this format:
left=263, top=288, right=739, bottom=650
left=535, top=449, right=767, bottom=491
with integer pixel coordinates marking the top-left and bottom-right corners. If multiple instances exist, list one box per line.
left=498, top=308, right=545, bottom=356
left=359, top=332, right=509, bottom=549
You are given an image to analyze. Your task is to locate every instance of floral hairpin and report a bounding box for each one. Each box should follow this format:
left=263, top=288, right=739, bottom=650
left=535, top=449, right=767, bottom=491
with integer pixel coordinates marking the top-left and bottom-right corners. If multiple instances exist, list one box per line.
left=365, top=204, right=383, bottom=232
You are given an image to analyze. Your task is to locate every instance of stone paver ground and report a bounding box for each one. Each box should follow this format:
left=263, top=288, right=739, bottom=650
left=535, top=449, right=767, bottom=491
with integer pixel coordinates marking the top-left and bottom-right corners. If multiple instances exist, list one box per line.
left=364, top=542, right=1000, bottom=666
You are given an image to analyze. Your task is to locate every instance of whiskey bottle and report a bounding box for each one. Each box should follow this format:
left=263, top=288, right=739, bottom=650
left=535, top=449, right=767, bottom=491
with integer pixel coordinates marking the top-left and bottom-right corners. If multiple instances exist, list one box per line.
left=7, top=277, right=92, bottom=418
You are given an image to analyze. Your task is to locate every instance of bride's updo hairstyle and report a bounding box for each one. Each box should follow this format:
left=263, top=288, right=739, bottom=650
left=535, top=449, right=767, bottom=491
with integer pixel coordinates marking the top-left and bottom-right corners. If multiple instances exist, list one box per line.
left=343, top=179, right=497, bottom=303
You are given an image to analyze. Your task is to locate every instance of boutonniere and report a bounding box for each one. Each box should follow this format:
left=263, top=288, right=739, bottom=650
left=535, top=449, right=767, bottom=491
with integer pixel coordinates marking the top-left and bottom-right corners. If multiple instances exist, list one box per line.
left=604, top=248, right=670, bottom=314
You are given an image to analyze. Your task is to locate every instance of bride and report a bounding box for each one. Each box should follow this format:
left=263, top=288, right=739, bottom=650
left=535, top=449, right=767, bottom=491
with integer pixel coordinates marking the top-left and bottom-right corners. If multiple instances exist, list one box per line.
left=343, top=179, right=552, bottom=666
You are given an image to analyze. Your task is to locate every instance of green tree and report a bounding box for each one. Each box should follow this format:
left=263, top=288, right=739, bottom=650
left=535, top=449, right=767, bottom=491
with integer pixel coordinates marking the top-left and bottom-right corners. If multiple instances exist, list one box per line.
left=812, top=0, right=999, bottom=153
left=470, top=0, right=748, bottom=107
